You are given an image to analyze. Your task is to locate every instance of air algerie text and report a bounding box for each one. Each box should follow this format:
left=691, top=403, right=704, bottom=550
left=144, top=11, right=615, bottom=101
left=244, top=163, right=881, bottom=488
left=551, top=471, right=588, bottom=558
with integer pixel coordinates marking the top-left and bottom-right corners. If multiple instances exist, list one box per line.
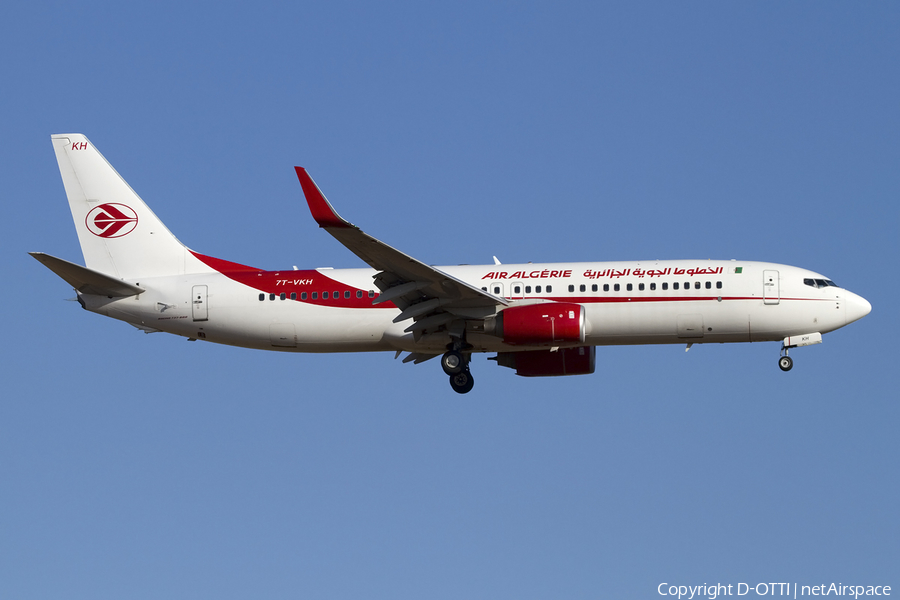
left=482, top=270, right=572, bottom=280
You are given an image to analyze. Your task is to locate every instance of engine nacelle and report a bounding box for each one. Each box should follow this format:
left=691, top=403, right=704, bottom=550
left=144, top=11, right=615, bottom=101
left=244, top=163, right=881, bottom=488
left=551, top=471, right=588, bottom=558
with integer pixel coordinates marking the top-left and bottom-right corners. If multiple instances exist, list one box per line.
left=486, top=303, right=586, bottom=345
left=492, top=346, right=596, bottom=377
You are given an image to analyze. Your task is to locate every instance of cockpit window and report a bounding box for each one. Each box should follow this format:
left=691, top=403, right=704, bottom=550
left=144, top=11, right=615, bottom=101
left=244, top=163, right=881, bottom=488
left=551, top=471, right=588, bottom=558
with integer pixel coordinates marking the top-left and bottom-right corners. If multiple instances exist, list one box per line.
left=804, top=278, right=838, bottom=289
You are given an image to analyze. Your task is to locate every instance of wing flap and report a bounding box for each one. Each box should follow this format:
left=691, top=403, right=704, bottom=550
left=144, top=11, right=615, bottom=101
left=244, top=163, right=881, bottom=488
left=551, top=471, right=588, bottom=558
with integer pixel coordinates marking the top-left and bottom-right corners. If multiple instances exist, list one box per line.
left=30, top=252, right=145, bottom=297
left=402, top=352, right=440, bottom=364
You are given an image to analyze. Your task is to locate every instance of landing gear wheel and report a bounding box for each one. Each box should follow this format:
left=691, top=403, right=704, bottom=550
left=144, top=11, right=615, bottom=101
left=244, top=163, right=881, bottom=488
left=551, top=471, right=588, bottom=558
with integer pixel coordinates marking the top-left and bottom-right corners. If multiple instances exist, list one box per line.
left=441, top=350, right=465, bottom=376
left=778, top=356, right=793, bottom=372
left=449, top=369, right=475, bottom=394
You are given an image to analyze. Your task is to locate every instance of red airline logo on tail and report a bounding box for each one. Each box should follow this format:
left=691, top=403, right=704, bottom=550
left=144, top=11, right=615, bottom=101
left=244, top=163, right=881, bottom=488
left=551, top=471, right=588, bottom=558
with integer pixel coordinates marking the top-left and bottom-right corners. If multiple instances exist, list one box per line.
left=85, top=203, right=139, bottom=238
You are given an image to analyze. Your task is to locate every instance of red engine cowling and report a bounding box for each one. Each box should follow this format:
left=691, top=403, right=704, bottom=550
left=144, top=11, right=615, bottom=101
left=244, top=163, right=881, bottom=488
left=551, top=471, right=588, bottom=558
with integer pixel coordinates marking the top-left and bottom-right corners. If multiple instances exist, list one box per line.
left=493, top=346, right=596, bottom=377
left=491, top=303, right=585, bottom=345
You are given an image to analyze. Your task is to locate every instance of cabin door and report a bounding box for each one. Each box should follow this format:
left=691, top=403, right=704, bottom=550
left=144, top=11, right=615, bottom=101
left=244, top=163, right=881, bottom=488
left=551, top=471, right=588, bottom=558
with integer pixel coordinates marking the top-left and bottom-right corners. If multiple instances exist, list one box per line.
left=763, top=270, right=780, bottom=305
left=191, top=285, right=208, bottom=321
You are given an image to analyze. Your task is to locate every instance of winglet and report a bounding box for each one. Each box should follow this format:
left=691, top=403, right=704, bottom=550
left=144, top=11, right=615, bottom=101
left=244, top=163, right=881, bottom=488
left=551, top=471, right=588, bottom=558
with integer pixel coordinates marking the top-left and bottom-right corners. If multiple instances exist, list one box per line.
left=295, top=167, right=353, bottom=229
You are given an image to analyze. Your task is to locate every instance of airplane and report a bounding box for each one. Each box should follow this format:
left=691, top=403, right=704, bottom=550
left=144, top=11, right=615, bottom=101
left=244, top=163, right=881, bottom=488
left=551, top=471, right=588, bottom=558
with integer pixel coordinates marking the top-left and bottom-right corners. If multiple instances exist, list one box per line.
left=32, top=134, right=872, bottom=394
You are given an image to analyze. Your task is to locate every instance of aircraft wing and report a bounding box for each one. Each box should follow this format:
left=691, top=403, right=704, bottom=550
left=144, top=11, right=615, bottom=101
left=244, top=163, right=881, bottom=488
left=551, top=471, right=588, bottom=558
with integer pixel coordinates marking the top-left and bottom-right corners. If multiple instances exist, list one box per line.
left=295, top=168, right=507, bottom=329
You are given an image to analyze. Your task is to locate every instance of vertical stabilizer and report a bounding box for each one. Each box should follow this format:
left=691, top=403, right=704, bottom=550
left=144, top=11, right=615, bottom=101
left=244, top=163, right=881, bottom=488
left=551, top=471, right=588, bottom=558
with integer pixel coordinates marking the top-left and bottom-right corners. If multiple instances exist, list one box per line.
left=51, top=134, right=212, bottom=279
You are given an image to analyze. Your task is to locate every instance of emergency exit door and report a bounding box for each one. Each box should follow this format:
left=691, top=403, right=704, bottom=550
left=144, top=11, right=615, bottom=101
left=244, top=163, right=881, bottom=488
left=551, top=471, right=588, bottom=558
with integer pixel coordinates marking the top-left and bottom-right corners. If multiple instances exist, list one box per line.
left=192, top=285, right=208, bottom=321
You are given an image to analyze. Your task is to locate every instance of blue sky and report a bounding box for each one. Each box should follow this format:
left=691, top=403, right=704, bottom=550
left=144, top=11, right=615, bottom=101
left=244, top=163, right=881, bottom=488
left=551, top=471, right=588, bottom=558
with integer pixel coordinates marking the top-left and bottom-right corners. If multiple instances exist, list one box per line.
left=2, top=2, right=897, bottom=598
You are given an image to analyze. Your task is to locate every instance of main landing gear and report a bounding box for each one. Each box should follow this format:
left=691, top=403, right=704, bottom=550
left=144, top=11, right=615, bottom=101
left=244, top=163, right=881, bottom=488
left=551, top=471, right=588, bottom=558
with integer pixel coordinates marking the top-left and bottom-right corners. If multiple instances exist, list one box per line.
left=449, top=369, right=475, bottom=394
left=442, top=348, right=474, bottom=394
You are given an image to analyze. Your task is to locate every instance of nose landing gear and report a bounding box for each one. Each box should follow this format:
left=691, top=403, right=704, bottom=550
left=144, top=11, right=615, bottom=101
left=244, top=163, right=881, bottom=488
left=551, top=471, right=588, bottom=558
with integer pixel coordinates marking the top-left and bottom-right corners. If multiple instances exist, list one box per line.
left=777, top=333, right=822, bottom=372
left=778, top=342, right=794, bottom=371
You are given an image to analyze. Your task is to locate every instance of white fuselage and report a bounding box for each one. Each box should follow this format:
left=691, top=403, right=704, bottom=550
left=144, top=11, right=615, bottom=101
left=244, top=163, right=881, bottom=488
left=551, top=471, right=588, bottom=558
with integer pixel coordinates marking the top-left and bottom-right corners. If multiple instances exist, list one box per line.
left=40, top=134, right=872, bottom=392
left=78, top=258, right=870, bottom=355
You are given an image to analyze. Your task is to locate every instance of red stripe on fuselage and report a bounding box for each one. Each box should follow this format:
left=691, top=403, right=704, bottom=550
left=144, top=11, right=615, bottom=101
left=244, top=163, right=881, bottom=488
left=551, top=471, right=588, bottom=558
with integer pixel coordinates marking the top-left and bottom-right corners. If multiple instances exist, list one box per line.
left=189, top=251, right=394, bottom=309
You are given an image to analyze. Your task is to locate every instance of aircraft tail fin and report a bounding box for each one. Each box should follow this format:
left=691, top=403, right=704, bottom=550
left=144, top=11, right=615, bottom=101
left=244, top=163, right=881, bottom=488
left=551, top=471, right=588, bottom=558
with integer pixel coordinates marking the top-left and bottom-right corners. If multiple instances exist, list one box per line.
left=51, top=134, right=211, bottom=279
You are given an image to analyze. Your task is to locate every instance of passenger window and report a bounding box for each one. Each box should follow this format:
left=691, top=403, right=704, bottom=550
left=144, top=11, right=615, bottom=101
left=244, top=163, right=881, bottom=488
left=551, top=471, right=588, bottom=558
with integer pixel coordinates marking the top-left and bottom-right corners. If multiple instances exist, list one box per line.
left=535, top=285, right=542, bottom=293
left=568, top=285, right=575, bottom=292
left=357, top=290, right=363, bottom=298
left=694, top=281, right=701, bottom=290
left=301, top=292, right=307, bottom=300
left=579, top=284, right=586, bottom=292
left=334, top=291, right=339, bottom=298
left=591, top=284, right=598, bottom=292
left=638, top=283, right=645, bottom=291
left=705, top=281, right=711, bottom=289
left=493, top=286, right=501, bottom=294
left=603, top=284, right=609, bottom=292
left=280, top=293, right=286, bottom=300
left=525, top=286, right=532, bottom=294
left=344, top=291, right=351, bottom=299
left=684, top=281, right=690, bottom=289
left=673, top=282, right=679, bottom=290
left=322, top=291, right=328, bottom=299
left=290, top=292, right=297, bottom=300
left=514, top=285, right=521, bottom=294
left=716, top=281, right=722, bottom=289
left=312, top=292, right=318, bottom=299
left=269, top=293, right=276, bottom=300
left=259, top=293, right=264, bottom=301
left=369, top=290, right=375, bottom=297
left=546, top=285, right=552, bottom=293
left=614, top=283, right=620, bottom=292
left=662, top=282, right=668, bottom=290
left=482, top=287, right=487, bottom=291
left=650, top=283, right=656, bottom=291
left=626, top=283, right=633, bottom=291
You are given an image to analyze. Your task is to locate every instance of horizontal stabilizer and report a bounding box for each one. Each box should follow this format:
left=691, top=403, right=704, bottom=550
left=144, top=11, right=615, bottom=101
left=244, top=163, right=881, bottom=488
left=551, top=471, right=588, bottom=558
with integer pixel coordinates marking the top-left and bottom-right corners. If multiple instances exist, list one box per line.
left=30, top=252, right=144, bottom=297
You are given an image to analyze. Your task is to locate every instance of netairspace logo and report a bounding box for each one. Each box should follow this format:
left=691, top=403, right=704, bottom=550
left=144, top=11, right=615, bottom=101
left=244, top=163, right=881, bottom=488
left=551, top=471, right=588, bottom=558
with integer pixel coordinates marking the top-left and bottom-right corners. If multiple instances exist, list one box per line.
left=657, top=582, right=891, bottom=599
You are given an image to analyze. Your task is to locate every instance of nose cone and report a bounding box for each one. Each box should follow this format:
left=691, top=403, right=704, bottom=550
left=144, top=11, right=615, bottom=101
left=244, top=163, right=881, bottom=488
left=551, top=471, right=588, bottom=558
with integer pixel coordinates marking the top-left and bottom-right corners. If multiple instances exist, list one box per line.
left=845, top=291, right=872, bottom=325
